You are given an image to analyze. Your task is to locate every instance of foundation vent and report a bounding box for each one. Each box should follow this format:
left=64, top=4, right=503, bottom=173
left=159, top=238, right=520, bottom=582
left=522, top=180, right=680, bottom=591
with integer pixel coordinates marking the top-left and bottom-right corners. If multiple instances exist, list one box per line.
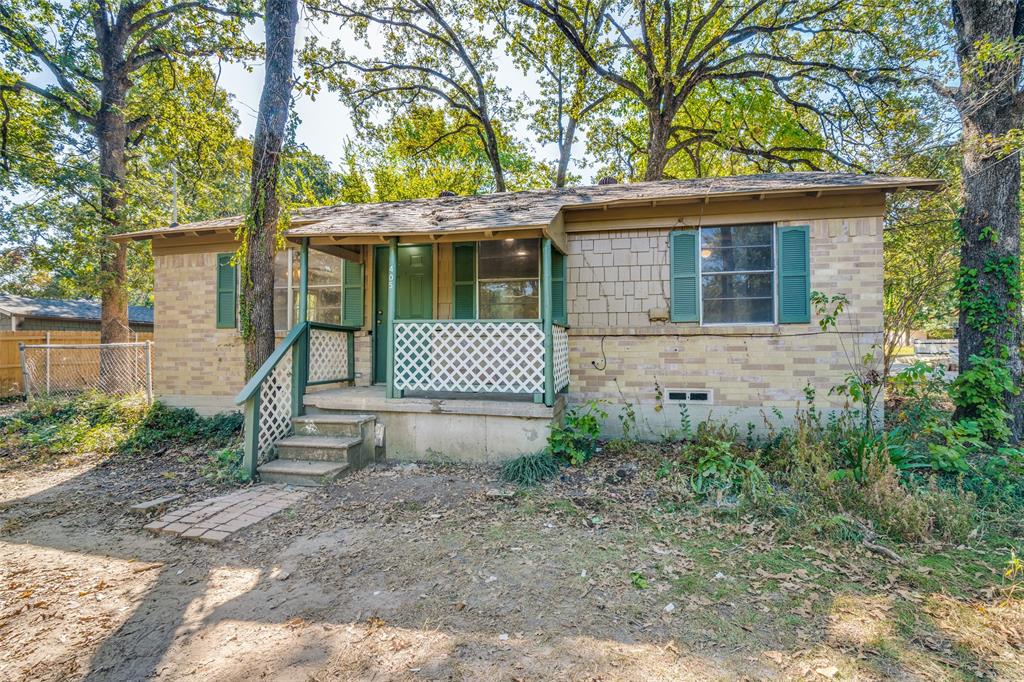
left=666, top=389, right=713, bottom=405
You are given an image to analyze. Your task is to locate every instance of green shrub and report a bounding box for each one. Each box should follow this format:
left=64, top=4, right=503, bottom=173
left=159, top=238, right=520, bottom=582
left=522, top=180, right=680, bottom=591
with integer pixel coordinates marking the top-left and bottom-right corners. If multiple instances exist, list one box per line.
left=501, top=451, right=560, bottom=486
left=1, top=392, right=241, bottom=458
left=201, top=447, right=250, bottom=484
left=548, top=401, right=607, bottom=466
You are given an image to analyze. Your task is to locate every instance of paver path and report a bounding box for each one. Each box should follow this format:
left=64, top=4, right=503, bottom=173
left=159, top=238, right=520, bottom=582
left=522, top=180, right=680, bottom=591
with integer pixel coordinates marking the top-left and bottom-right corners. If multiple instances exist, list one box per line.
left=143, top=485, right=306, bottom=543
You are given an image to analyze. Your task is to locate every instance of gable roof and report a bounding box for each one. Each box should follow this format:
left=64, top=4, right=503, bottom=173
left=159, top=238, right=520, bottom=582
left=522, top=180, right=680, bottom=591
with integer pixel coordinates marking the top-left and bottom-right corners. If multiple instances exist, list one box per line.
left=112, top=171, right=942, bottom=242
left=0, top=295, right=154, bottom=325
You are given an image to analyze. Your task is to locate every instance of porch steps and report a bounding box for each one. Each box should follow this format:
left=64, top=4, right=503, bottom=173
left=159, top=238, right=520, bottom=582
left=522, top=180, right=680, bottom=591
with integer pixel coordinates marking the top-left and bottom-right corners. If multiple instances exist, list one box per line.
left=257, top=459, right=350, bottom=487
left=257, top=413, right=379, bottom=486
left=276, top=435, right=361, bottom=462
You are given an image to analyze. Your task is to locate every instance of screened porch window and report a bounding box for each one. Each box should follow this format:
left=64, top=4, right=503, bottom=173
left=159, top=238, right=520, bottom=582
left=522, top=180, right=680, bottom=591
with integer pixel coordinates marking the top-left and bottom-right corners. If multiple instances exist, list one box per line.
left=700, top=224, right=774, bottom=324
left=273, top=249, right=343, bottom=331
left=478, top=238, right=539, bottom=319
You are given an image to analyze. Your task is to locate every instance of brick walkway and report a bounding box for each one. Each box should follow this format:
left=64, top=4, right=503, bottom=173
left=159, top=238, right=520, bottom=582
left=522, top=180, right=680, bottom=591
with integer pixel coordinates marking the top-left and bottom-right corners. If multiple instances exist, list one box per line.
left=143, top=485, right=306, bottom=543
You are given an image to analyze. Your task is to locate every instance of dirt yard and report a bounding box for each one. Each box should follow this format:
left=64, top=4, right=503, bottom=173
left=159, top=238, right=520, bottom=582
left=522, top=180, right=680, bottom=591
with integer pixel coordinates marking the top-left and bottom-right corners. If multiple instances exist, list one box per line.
left=0, top=437, right=1021, bottom=681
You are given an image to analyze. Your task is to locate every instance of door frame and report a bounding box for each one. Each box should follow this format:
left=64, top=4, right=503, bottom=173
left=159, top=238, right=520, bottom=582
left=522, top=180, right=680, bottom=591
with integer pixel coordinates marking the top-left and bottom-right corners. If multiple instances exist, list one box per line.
left=372, top=243, right=434, bottom=384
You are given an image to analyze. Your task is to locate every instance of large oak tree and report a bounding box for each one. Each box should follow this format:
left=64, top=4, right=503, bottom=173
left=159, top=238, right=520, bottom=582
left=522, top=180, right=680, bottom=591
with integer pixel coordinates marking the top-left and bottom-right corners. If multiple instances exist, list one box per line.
left=0, top=0, right=255, bottom=346
left=944, top=0, right=1024, bottom=440
left=517, top=0, right=933, bottom=180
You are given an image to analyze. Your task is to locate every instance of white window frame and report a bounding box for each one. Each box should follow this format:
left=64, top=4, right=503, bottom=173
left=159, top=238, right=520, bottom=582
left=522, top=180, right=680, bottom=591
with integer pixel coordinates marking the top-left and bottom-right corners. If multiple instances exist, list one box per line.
left=697, top=223, right=777, bottom=327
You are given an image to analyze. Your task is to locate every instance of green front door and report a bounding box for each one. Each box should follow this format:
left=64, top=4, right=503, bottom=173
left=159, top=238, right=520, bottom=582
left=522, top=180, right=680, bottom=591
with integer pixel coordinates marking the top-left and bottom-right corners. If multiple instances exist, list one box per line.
left=373, top=244, right=433, bottom=384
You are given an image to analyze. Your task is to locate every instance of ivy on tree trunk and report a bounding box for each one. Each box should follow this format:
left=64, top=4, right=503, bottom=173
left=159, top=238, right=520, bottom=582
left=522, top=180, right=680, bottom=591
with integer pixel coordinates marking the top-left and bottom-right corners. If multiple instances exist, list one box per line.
left=950, top=0, right=1024, bottom=441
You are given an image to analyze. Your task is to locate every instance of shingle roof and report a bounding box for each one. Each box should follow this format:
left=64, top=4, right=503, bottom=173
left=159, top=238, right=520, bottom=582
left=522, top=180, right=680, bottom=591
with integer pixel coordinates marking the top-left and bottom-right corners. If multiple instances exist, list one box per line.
left=112, top=172, right=942, bottom=241
left=0, top=295, right=154, bottom=325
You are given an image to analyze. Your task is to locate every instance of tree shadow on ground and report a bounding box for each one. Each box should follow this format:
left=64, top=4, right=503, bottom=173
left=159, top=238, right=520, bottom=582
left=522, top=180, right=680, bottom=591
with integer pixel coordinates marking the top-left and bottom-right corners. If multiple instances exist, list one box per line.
left=0, top=458, right=1014, bottom=681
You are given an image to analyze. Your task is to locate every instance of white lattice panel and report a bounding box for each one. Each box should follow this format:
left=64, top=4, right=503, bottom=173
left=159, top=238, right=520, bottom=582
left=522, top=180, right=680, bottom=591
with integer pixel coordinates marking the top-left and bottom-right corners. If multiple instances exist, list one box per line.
left=257, top=353, right=292, bottom=464
left=393, top=321, right=545, bottom=394
left=308, top=327, right=347, bottom=383
left=553, top=325, right=570, bottom=391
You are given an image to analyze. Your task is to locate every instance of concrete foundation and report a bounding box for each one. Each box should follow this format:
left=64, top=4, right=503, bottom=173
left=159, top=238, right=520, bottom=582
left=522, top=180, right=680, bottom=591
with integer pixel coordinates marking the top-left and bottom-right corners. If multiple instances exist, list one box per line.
left=304, top=387, right=564, bottom=463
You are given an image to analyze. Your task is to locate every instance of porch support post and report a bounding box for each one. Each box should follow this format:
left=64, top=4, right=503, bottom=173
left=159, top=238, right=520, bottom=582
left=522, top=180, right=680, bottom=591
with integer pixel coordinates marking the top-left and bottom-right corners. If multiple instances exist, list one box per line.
left=386, top=237, right=399, bottom=398
left=542, top=237, right=555, bottom=407
left=241, top=388, right=261, bottom=481
left=291, top=238, right=310, bottom=419
left=297, top=238, right=309, bottom=323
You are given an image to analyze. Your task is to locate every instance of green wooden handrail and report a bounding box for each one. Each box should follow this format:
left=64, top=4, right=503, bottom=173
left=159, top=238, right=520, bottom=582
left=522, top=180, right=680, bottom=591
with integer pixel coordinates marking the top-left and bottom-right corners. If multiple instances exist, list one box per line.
left=234, top=321, right=308, bottom=406
left=309, top=321, right=361, bottom=332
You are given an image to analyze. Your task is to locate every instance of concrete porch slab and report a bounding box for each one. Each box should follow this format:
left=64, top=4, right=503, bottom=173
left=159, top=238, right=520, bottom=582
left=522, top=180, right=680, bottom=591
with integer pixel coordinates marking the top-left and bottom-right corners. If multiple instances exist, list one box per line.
left=304, top=386, right=562, bottom=419
left=302, top=387, right=564, bottom=463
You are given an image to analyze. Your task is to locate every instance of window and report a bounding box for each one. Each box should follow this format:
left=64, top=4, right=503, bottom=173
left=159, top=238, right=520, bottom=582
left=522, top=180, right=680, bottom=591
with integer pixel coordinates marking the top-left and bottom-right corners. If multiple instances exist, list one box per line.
left=273, top=249, right=343, bottom=331
left=699, top=224, right=774, bottom=324
left=477, top=238, right=539, bottom=319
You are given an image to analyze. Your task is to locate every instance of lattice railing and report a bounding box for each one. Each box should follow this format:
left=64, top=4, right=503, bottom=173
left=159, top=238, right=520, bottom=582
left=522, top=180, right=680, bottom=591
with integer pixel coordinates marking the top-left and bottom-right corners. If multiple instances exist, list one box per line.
left=393, top=320, right=546, bottom=394
left=552, top=324, right=570, bottom=392
left=237, top=321, right=357, bottom=477
left=256, top=352, right=293, bottom=464
left=308, top=325, right=349, bottom=383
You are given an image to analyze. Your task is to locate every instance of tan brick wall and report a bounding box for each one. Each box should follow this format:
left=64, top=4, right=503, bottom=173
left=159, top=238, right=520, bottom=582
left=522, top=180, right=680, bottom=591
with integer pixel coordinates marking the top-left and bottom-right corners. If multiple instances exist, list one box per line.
left=153, top=211, right=883, bottom=424
left=153, top=251, right=247, bottom=404
left=565, top=217, right=883, bottom=411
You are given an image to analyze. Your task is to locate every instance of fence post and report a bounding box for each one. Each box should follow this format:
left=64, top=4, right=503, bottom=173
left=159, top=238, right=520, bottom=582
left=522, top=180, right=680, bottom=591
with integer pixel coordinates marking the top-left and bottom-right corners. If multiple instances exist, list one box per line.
left=45, top=331, right=51, bottom=394
left=18, top=343, right=30, bottom=399
left=145, top=341, right=154, bottom=404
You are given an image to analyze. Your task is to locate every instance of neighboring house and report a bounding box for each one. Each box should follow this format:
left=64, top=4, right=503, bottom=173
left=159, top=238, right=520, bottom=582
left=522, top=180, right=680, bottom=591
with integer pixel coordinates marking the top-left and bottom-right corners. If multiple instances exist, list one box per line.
left=0, top=295, right=154, bottom=333
left=113, top=172, right=940, bottom=483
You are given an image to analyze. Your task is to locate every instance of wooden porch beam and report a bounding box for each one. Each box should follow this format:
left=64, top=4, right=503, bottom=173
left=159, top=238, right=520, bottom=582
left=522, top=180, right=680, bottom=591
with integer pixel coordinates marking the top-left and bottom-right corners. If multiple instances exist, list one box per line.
left=385, top=237, right=399, bottom=399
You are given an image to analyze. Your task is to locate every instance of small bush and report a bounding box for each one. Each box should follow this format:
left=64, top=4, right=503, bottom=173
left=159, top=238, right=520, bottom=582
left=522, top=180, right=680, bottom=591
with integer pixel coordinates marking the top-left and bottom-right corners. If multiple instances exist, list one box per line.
left=548, top=401, right=607, bottom=466
left=201, top=447, right=249, bottom=484
left=501, top=451, right=559, bottom=486
left=1, top=392, right=242, bottom=458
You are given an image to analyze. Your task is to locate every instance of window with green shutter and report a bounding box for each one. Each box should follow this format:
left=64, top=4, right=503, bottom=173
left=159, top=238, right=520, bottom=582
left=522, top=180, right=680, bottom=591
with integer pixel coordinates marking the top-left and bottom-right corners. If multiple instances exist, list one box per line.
left=341, top=259, right=364, bottom=327
left=550, top=249, right=567, bottom=325
left=215, top=253, right=237, bottom=328
left=777, top=225, right=811, bottom=323
left=669, top=230, right=699, bottom=322
left=452, top=242, right=476, bottom=319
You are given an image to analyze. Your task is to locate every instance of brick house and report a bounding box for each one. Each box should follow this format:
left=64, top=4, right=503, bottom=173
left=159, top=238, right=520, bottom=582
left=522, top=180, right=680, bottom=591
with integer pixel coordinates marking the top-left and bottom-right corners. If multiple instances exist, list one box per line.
left=113, top=172, right=940, bottom=484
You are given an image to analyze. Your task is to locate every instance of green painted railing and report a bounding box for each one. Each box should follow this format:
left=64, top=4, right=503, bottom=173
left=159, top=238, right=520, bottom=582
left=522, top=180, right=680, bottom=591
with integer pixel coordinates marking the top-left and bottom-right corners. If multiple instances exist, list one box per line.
left=235, top=320, right=359, bottom=479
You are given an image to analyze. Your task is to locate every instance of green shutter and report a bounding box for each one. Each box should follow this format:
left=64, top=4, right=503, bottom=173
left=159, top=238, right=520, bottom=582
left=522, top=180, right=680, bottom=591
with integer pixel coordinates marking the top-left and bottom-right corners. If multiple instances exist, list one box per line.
left=452, top=242, right=476, bottom=319
left=215, top=253, right=236, bottom=329
left=670, top=231, right=699, bottom=322
left=777, top=225, right=811, bottom=323
left=550, top=249, right=567, bottom=325
left=342, top=259, right=364, bottom=328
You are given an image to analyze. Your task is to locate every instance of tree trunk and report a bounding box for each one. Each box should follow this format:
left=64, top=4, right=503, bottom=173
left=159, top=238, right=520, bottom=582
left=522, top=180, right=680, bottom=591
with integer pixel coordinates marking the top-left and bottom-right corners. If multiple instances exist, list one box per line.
left=644, top=109, right=673, bottom=181
left=952, top=0, right=1024, bottom=440
left=242, top=0, right=299, bottom=378
left=96, top=89, right=130, bottom=345
left=554, top=116, right=577, bottom=188
left=94, top=70, right=131, bottom=390
left=480, top=118, right=507, bottom=192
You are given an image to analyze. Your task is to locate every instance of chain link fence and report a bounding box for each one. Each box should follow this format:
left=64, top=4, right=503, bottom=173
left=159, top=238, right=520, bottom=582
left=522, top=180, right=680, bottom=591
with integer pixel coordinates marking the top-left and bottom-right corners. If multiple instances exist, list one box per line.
left=19, top=341, right=153, bottom=401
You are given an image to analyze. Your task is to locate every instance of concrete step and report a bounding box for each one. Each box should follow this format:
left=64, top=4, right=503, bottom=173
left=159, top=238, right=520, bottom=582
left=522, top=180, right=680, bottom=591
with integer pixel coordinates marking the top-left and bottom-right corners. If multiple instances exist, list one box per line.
left=275, top=435, right=362, bottom=463
left=293, top=413, right=375, bottom=438
left=257, top=459, right=350, bottom=486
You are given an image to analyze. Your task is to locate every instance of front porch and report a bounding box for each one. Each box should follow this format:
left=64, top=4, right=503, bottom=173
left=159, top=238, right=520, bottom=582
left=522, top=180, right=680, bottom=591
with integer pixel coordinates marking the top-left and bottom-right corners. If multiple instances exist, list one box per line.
left=235, top=228, right=572, bottom=479
left=305, top=386, right=564, bottom=463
